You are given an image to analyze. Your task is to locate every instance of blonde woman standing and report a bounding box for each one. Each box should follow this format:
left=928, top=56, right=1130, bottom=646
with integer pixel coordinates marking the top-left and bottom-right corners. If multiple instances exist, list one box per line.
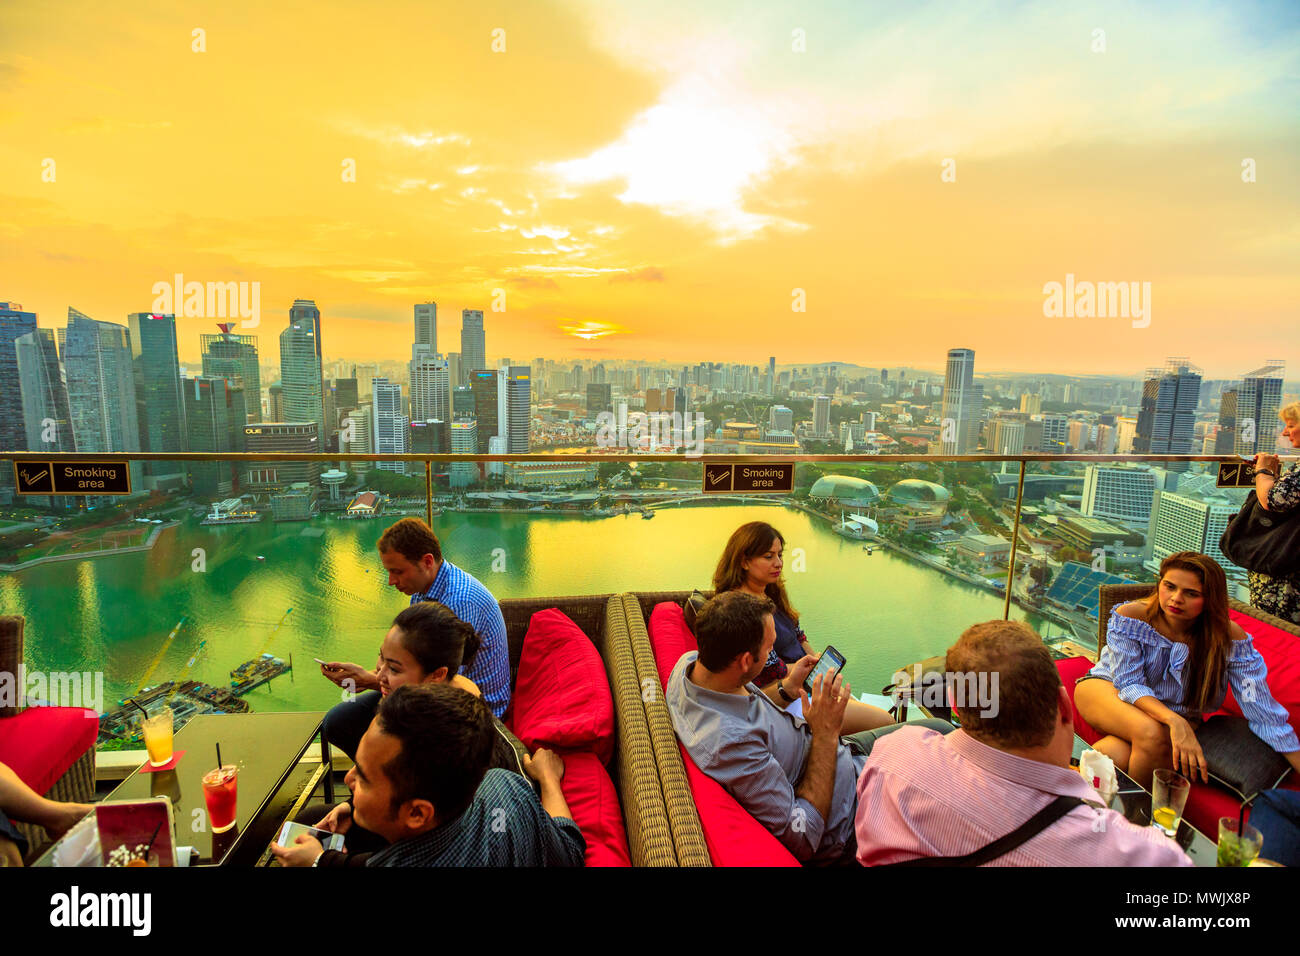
left=1248, top=401, right=1300, bottom=623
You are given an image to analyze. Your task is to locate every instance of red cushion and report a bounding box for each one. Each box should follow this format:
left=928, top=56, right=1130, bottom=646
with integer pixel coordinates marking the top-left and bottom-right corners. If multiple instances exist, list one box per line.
left=1217, top=609, right=1300, bottom=730
left=558, top=751, right=631, bottom=867
left=509, top=609, right=615, bottom=765
left=1057, top=656, right=1102, bottom=744
left=0, top=706, right=98, bottom=795
left=648, top=601, right=799, bottom=867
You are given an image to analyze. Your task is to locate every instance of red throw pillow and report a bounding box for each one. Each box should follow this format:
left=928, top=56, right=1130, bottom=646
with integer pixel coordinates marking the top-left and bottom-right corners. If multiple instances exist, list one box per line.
left=510, top=609, right=615, bottom=765
left=0, top=706, right=99, bottom=795
left=1220, top=610, right=1300, bottom=732
left=559, top=751, right=632, bottom=867
left=1056, top=656, right=1102, bottom=744
left=649, top=601, right=697, bottom=690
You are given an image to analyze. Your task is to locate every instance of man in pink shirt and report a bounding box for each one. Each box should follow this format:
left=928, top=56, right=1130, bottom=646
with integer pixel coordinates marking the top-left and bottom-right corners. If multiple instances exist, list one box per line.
left=855, top=620, right=1192, bottom=867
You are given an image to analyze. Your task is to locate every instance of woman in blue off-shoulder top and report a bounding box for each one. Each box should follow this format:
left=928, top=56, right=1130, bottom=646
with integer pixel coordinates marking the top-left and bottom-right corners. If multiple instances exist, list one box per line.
left=1075, top=551, right=1300, bottom=789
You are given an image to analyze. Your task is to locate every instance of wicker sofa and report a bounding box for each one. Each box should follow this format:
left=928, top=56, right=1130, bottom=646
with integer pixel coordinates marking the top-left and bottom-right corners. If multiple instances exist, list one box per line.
left=0, top=616, right=98, bottom=860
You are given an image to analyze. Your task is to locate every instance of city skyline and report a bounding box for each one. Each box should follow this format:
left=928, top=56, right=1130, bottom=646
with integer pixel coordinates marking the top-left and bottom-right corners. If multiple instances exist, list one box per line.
left=3, top=1, right=1298, bottom=375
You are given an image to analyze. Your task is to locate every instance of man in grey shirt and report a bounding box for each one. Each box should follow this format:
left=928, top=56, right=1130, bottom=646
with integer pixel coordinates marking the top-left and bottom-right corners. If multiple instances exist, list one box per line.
left=666, top=590, right=948, bottom=863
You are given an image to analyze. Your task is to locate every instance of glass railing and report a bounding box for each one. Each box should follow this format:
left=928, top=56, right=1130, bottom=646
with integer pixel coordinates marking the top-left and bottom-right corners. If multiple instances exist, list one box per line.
left=0, top=450, right=1281, bottom=752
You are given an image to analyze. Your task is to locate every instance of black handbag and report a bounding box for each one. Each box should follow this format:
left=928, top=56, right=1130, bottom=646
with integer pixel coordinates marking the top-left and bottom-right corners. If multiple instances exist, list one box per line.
left=1197, top=715, right=1293, bottom=802
left=1218, top=490, right=1300, bottom=576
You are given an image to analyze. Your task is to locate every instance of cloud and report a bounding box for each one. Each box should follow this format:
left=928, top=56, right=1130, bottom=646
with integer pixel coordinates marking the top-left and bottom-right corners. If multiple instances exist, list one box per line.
left=610, top=266, right=664, bottom=283
left=507, top=275, right=560, bottom=289
left=560, top=319, right=628, bottom=340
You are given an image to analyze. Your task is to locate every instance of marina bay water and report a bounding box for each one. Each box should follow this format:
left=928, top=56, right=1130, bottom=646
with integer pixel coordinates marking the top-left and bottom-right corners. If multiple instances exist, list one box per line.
left=1, top=503, right=1065, bottom=716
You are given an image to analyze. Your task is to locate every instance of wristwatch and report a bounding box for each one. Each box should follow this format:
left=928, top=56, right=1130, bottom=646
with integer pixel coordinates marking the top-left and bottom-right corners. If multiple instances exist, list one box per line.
left=1255, top=469, right=1276, bottom=479
left=776, top=680, right=796, bottom=702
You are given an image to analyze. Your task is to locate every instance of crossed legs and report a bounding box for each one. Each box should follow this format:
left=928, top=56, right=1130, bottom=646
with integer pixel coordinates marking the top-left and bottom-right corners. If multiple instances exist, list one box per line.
left=1073, top=679, right=1171, bottom=789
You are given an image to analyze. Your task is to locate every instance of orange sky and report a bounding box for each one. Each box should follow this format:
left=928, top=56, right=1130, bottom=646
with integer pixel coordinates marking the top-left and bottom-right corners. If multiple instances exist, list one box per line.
left=2, top=0, right=1297, bottom=377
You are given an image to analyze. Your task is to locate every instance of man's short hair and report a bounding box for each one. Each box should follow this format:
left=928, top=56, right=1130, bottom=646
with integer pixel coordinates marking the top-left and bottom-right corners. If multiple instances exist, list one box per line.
left=695, top=590, right=775, bottom=672
left=375, top=684, right=495, bottom=820
left=945, top=620, right=1061, bottom=749
left=378, top=517, right=442, bottom=564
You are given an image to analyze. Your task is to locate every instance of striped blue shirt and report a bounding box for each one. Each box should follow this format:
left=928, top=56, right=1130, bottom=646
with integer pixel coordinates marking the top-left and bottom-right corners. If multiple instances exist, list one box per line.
left=1090, top=607, right=1300, bottom=752
left=413, top=560, right=511, bottom=718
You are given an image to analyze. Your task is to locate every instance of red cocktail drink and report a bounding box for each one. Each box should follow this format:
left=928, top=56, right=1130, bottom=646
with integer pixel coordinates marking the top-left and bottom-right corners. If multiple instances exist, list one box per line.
left=201, top=765, right=238, bottom=833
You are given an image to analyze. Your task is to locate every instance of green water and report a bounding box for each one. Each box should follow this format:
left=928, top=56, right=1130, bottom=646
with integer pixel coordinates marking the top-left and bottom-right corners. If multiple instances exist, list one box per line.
left=1, top=503, right=1061, bottom=713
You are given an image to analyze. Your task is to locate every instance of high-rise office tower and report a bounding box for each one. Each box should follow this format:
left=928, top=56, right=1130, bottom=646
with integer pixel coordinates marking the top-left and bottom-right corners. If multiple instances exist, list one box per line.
left=335, top=377, right=359, bottom=413
left=15, top=328, right=73, bottom=452
left=447, top=352, right=462, bottom=390
left=1116, top=416, right=1138, bottom=454
left=243, top=422, right=321, bottom=489
left=1135, top=359, right=1201, bottom=458
left=372, top=378, right=409, bottom=473
left=586, top=383, right=613, bottom=417
left=592, top=363, right=607, bottom=384
left=460, top=310, right=485, bottom=384
left=991, top=416, right=1026, bottom=455
left=128, top=312, right=187, bottom=486
left=570, top=362, right=586, bottom=393
left=1146, top=490, right=1242, bottom=574
left=502, top=366, right=531, bottom=453
left=200, top=329, right=261, bottom=421
left=1215, top=388, right=1238, bottom=455
left=184, top=376, right=245, bottom=496
left=409, top=345, right=450, bottom=423
left=768, top=356, right=776, bottom=396
left=1235, top=363, right=1284, bottom=455
left=59, top=308, right=142, bottom=455
left=414, top=302, right=437, bottom=352
left=1082, top=465, right=1157, bottom=524
left=409, top=419, right=449, bottom=455
left=280, top=299, right=325, bottom=438
left=449, top=419, right=478, bottom=488
left=940, top=348, right=982, bottom=454
left=813, top=395, right=831, bottom=438
left=470, top=369, right=499, bottom=454
left=0, top=302, right=38, bottom=501
left=1019, top=393, right=1042, bottom=415
left=268, top=384, right=284, bottom=421
left=769, top=404, right=794, bottom=432
left=452, top=384, right=475, bottom=418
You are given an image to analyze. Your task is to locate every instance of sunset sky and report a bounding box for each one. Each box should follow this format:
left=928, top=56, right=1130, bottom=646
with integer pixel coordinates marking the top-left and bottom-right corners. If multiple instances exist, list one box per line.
left=2, top=0, right=1297, bottom=377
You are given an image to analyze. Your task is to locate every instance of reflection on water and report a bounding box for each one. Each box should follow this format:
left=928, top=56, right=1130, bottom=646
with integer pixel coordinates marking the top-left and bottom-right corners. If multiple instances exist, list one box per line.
left=1, top=504, right=1057, bottom=714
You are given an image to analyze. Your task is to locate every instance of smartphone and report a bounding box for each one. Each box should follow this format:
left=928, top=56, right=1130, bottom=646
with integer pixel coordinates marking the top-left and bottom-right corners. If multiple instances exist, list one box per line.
left=803, top=645, right=847, bottom=695
left=277, top=820, right=344, bottom=852
left=313, top=658, right=329, bottom=667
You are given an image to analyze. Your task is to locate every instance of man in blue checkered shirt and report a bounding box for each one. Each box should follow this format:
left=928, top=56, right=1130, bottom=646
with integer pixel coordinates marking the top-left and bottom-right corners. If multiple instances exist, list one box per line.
left=320, top=518, right=512, bottom=760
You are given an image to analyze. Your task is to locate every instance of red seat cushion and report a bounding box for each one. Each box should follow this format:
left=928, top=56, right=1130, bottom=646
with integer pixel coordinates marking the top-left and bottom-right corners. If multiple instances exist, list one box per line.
left=1057, top=656, right=1102, bottom=744
left=558, top=751, right=631, bottom=867
left=1218, top=610, right=1300, bottom=730
left=509, top=609, right=615, bottom=765
left=0, top=706, right=98, bottom=795
left=648, top=601, right=800, bottom=867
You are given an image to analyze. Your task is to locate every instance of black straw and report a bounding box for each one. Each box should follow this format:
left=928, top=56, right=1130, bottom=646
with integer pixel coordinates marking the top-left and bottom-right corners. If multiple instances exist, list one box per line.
left=143, top=819, right=164, bottom=856
left=216, top=742, right=222, bottom=771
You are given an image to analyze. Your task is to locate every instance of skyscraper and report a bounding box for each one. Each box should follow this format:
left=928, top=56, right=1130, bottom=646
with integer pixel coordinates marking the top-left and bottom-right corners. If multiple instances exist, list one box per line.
left=200, top=328, right=261, bottom=422
left=470, top=369, right=499, bottom=454
left=452, top=384, right=475, bottom=418
left=813, top=395, right=831, bottom=438
left=409, top=346, right=450, bottom=423
left=1082, top=465, right=1157, bottom=524
left=770, top=404, right=794, bottom=433
left=586, top=383, right=613, bottom=417
left=372, top=378, right=409, bottom=473
left=768, top=356, right=776, bottom=396
left=0, top=302, right=37, bottom=502
left=1135, top=359, right=1201, bottom=469
left=59, top=309, right=142, bottom=455
left=128, top=312, right=187, bottom=487
left=280, top=299, right=325, bottom=437
left=335, top=377, right=359, bottom=413
left=502, top=366, right=531, bottom=453
left=460, top=310, right=485, bottom=383
left=414, top=302, right=437, bottom=352
left=449, top=419, right=478, bottom=488
left=14, top=328, right=72, bottom=452
left=1215, top=388, right=1238, bottom=455
left=1146, top=490, right=1242, bottom=574
left=940, top=348, right=982, bottom=454
left=184, top=376, right=245, bottom=496
left=1235, top=363, right=1284, bottom=455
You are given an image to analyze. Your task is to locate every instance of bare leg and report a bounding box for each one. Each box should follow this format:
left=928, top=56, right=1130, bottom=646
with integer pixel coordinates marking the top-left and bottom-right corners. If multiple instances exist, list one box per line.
left=1074, top=681, right=1170, bottom=789
left=0, top=762, right=93, bottom=838
left=0, top=836, right=21, bottom=868
left=1089, top=735, right=1133, bottom=774
left=840, top=699, right=896, bottom=734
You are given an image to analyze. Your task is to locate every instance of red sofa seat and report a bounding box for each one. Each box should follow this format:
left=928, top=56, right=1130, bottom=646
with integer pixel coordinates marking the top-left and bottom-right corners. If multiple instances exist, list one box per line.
left=1059, top=607, right=1300, bottom=839
left=648, top=602, right=800, bottom=867
left=0, top=706, right=98, bottom=795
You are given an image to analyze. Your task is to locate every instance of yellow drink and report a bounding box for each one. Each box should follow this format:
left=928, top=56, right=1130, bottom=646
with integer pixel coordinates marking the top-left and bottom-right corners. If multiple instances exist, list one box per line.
left=1152, top=806, right=1179, bottom=836
left=141, top=707, right=174, bottom=767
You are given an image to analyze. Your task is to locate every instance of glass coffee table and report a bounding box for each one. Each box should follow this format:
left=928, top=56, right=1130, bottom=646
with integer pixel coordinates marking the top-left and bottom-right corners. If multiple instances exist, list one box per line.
left=1072, top=737, right=1218, bottom=866
left=35, top=712, right=332, bottom=867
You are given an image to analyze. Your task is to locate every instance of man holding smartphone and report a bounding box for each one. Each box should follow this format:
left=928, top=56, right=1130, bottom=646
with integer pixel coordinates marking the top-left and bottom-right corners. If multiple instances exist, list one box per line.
left=665, top=591, right=950, bottom=863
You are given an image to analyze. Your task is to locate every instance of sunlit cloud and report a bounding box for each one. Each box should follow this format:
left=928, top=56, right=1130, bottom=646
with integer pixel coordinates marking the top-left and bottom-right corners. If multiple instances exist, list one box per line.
left=561, top=319, right=628, bottom=340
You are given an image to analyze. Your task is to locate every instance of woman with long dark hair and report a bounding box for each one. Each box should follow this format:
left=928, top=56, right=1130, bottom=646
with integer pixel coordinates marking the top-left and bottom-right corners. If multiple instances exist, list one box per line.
left=1075, top=551, right=1300, bottom=788
left=714, top=521, right=894, bottom=732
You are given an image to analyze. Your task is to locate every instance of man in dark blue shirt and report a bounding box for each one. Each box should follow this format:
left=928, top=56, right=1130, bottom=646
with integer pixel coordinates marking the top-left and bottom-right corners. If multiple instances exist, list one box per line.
left=272, top=684, right=584, bottom=867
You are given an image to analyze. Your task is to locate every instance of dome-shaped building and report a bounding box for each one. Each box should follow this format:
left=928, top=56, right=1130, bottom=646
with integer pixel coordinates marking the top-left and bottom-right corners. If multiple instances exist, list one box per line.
left=886, top=478, right=951, bottom=514
left=809, top=475, right=880, bottom=509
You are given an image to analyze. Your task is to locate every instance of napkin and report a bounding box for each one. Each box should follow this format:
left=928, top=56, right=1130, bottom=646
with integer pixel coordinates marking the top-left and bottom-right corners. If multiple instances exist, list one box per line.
left=1079, top=749, right=1118, bottom=802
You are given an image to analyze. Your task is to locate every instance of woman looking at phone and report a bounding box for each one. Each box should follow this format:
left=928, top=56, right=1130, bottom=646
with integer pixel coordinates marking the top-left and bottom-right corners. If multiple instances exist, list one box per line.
left=1074, top=551, right=1300, bottom=789
left=714, top=521, right=894, bottom=733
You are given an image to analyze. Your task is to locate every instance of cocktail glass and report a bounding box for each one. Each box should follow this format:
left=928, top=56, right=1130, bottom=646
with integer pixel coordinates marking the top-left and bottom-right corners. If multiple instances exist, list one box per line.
left=201, top=765, right=239, bottom=833
left=1150, top=769, right=1190, bottom=837
left=1216, top=817, right=1263, bottom=867
left=141, top=707, right=174, bottom=768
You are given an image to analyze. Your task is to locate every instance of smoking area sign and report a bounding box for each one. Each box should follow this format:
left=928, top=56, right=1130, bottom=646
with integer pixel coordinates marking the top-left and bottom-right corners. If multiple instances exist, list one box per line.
left=13, top=460, right=132, bottom=495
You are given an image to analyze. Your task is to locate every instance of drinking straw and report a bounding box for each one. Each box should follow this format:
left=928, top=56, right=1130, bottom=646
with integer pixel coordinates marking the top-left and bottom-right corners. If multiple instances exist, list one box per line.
left=143, top=820, right=164, bottom=856
left=216, top=743, right=223, bottom=771
left=1238, top=802, right=1247, bottom=840
left=129, top=699, right=149, bottom=720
